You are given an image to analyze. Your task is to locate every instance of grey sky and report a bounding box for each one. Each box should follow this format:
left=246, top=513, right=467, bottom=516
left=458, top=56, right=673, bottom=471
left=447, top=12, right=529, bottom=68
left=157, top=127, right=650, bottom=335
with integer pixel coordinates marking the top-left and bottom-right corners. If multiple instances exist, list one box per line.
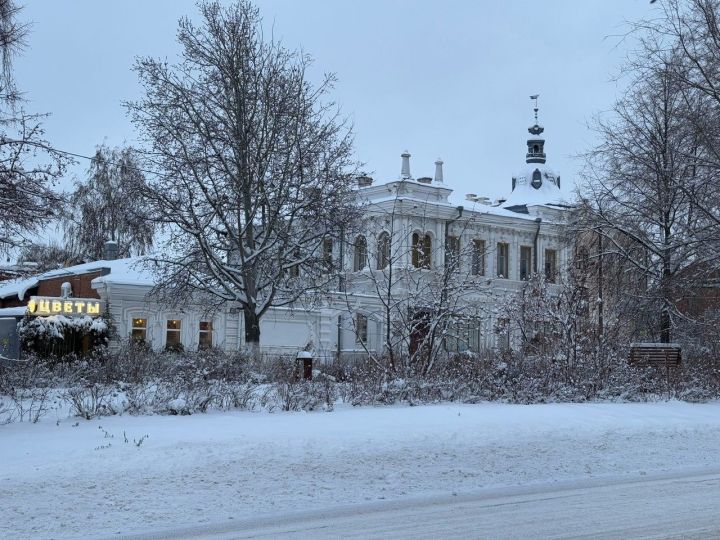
left=15, top=0, right=655, bottom=202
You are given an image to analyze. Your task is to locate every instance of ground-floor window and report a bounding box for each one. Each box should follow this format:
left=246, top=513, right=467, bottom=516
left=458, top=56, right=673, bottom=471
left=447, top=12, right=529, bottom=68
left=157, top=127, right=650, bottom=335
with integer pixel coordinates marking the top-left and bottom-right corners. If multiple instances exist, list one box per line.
left=355, top=313, right=368, bottom=345
left=445, top=319, right=483, bottom=352
left=131, top=317, right=147, bottom=342
left=545, top=249, right=557, bottom=283
left=199, top=321, right=213, bottom=349
left=166, top=319, right=182, bottom=350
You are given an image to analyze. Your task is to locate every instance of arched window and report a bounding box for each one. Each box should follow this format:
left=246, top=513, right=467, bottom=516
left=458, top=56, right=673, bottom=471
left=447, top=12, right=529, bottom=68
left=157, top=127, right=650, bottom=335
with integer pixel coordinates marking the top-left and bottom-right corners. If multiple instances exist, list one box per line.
left=533, top=144, right=539, bottom=154
left=412, top=232, right=431, bottom=269
left=377, top=232, right=390, bottom=270
left=353, top=235, right=367, bottom=271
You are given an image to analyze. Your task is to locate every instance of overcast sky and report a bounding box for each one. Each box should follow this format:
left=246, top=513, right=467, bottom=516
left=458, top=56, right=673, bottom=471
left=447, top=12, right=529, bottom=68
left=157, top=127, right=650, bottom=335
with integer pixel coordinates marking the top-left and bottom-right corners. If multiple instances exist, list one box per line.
left=15, top=0, right=656, bottom=202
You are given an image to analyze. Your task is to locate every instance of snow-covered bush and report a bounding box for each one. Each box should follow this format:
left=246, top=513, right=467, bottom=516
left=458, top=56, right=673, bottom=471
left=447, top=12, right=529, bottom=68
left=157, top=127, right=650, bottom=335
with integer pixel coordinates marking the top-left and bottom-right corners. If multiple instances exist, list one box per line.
left=17, top=315, right=109, bottom=358
left=0, top=355, right=59, bottom=422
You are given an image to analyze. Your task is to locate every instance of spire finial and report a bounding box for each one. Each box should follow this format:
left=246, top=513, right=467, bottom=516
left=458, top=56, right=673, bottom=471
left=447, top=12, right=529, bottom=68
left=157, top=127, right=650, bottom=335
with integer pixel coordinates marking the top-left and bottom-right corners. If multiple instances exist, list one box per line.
left=530, top=94, right=540, bottom=123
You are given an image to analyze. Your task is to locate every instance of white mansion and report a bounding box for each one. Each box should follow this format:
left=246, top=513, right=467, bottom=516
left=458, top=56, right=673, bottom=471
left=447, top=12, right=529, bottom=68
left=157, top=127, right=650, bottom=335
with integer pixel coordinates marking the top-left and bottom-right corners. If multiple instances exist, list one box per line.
left=0, top=116, right=570, bottom=361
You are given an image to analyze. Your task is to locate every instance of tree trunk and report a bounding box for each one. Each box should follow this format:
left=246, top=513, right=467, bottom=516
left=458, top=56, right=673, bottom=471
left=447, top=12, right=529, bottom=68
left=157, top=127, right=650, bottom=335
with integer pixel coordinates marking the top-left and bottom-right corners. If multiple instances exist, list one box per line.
left=660, top=306, right=671, bottom=344
left=244, top=308, right=261, bottom=357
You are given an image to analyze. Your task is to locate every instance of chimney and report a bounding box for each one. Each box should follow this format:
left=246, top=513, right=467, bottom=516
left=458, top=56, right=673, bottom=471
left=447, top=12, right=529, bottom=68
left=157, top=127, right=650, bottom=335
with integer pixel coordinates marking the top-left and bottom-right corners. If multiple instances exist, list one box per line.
left=357, top=175, right=373, bottom=188
left=434, top=158, right=444, bottom=184
left=400, top=150, right=411, bottom=179
left=466, top=193, right=477, bottom=201
left=103, top=240, right=119, bottom=261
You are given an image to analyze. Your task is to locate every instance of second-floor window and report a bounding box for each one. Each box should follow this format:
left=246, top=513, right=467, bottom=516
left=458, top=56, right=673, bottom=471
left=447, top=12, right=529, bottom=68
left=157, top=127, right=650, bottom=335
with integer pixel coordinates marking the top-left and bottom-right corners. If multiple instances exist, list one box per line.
left=545, top=249, right=557, bottom=283
left=496, top=242, right=509, bottom=278
left=354, top=235, right=367, bottom=271
left=520, top=246, right=532, bottom=281
left=288, top=247, right=300, bottom=278
left=471, top=239, right=485, bottom=276
left=322, top=238, right=333, bottom=269
left=412, top=232, right=431, bottom=269
left=445, top=235, right=460, bottom=271
left=377, top=232, right=390, bottom=270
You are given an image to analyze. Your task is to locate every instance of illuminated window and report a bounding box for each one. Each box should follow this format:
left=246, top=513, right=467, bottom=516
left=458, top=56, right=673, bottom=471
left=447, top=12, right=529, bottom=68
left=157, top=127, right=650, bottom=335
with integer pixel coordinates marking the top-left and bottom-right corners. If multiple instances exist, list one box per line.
left=131, top=318, right=147, bottom=342
left=199, top=321, right=213, bottom=349
left=520, top=246, right=532, bottom=281
left=471, top=239, right=486, bottom=276
left=497, top=243, right=509, bottom=278
left=166, top=319, right=182, bottom=350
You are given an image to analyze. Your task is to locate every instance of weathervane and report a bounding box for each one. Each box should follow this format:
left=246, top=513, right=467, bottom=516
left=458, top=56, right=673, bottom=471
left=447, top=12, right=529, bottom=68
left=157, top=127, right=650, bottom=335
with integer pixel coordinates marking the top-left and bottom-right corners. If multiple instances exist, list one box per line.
left=530, top=94, right=540, bottom=123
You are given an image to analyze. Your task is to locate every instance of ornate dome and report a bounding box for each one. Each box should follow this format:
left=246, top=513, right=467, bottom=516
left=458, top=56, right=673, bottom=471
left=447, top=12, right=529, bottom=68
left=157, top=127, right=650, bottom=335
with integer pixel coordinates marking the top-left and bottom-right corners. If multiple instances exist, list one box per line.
left=502, top=98, right=564, bottom=209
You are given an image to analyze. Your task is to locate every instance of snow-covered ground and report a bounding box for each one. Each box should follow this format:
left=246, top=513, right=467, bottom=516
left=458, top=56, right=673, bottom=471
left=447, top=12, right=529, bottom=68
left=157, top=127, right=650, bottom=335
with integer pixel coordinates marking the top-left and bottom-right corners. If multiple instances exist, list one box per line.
left=3, top=401, right=720, bottom=539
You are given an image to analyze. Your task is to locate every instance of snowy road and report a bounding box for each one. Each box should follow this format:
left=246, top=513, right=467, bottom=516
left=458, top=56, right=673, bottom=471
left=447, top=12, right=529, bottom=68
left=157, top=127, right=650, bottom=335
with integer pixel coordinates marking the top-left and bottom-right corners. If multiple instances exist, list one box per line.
left=116, top=470, right=720, bottom=539
left=4, top=402, right=720, bottom=539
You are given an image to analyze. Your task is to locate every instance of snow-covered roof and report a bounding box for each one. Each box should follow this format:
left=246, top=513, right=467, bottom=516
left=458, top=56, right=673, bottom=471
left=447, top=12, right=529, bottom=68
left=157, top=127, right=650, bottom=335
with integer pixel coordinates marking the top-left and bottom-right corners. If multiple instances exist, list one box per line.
left=502, top=163, right=567, bottom=209
left=0, top=306, right=28, bottom=317
left=0, top=257, right=154, bottom=301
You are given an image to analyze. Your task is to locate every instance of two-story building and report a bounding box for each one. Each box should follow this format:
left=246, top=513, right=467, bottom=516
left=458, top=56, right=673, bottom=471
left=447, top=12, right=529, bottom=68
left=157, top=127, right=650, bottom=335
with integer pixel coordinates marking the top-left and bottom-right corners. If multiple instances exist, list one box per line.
left=0, top=115, right=570, bottom=362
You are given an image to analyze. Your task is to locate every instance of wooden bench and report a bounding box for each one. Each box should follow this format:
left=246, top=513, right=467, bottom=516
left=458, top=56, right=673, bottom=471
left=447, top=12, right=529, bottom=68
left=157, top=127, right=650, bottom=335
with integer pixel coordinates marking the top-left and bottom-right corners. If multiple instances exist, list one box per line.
left=628, top=343, right=682, bottom=366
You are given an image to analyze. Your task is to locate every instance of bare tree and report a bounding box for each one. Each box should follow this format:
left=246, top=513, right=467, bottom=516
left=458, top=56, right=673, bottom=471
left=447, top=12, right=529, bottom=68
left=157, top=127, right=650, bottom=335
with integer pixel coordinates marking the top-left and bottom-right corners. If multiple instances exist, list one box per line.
left=343, top=192, right=490, bottom=375
left=0, top=1, right=68, bottom=252
left=127, top=1, right=360, bottom=353
left=18, top=240, right=83, bottom=273
left=63, top=144, right=155, bottom=260
left=576, top=57, right=710, bottom=344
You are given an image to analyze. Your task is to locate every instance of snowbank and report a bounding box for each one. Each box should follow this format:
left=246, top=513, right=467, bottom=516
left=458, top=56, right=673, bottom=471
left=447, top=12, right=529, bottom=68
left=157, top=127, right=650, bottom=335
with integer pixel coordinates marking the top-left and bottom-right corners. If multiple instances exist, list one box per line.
left=2, top=401, right=720, bottom=539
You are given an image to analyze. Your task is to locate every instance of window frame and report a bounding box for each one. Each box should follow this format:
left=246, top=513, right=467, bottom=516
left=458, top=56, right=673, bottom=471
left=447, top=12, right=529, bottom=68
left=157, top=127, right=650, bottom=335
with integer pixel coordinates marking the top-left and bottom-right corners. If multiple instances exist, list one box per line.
left=199, top=321, right=213, bottom=349
left=131, top=317, right=148, bottom=342
left=496, top=242, right=509, bottom=278
left=355, top=313, right=368, bottom=345
left=471, top=239, right=486, bottom=276
left=520, top=245, right=532, bottom=281
left=445, top=235, right=460, bottom=271
left=353, top=235, right=368, bottom=271
left=412, top=232, right=432, bottom=269
left=322, top=237, right=333, bottom=269
left=544, top=249, right=557, bottom=283
left=376, top=232, right=390, bottom=270
left=166, top=319, right=182, bottom=350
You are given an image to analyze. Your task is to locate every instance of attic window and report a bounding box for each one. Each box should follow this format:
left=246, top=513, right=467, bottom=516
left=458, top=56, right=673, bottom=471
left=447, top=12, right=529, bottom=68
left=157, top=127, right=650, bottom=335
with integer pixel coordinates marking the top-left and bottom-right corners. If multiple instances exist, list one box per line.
left=531, top=169, right=542, bottom=189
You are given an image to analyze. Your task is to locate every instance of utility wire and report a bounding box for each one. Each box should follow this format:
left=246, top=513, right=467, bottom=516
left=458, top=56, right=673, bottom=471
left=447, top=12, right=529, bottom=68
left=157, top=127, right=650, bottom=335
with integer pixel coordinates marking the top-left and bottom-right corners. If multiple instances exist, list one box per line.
left=0, top=136, right=166, bottom=178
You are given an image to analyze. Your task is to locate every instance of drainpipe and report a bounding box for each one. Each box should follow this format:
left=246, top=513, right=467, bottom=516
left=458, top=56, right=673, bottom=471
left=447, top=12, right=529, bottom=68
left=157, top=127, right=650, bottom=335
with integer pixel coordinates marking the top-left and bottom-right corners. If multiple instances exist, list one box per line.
left=533, top=217, right=542, bottom=274
left=337, top=314, right=342, bottom=360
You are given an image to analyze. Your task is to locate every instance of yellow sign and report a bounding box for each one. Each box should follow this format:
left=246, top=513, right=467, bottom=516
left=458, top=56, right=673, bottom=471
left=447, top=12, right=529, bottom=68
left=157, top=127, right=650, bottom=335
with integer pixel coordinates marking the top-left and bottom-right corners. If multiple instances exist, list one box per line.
left=27, top=296, right=104, bottom=317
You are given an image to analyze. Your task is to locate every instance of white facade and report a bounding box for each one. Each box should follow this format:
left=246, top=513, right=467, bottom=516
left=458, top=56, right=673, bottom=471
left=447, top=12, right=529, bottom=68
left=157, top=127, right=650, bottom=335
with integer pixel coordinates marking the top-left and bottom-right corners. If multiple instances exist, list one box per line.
left=0, top=119, right=571, bottom=361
